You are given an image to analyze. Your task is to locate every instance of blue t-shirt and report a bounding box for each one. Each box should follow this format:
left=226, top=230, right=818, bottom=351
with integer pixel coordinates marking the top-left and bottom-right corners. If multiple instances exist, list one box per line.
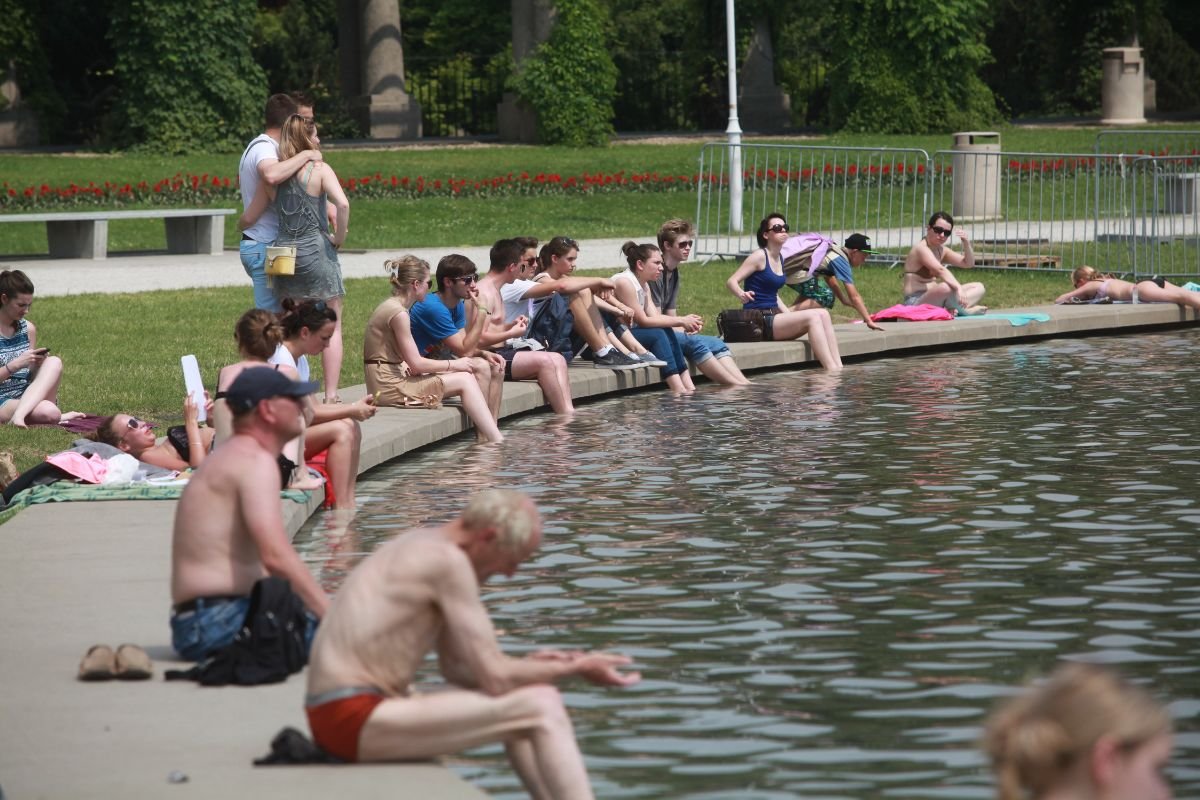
left=815, top=254, right=855, bottom=284
left=409, top=294, right=465, bottom=357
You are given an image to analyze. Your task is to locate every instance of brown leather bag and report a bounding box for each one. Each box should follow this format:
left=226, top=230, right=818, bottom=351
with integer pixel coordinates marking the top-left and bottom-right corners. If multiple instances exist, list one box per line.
left=717, top=309, right=768, bottom=342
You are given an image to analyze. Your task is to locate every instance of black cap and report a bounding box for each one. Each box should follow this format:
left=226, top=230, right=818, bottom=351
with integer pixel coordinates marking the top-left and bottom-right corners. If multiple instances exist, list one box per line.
left=844, top=233, right=877, bottom=253
left=224, top=366, right=318, bottom=414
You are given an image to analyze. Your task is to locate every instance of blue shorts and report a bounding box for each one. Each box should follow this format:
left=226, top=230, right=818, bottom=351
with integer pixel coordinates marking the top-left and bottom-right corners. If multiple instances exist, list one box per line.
left=673, top=331, right=731, bottom=366
left=240, top=239, right=282, bottom=313
left=170, top=594, right=317, bottom=661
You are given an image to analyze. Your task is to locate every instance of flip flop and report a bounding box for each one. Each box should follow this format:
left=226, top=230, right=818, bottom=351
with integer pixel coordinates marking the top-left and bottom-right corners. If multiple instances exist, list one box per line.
left=114, top=643, right=153, bottom=680
left=78, top=644, right=116, bottom=681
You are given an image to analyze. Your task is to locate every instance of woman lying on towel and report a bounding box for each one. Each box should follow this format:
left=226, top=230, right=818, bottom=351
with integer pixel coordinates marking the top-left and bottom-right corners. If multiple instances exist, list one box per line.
left=92, top=394, right=214, bottom=472
left=1055, top=265, right=1200, bottom=309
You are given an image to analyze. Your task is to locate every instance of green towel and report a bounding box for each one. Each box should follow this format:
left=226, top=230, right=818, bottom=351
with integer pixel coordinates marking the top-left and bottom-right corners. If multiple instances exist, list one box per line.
left=0, top=482, right=312, bottom=527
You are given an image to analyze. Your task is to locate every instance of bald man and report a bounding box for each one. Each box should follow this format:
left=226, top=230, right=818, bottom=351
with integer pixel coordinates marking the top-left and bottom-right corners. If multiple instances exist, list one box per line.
left=305, top=490, right=640, bottom=799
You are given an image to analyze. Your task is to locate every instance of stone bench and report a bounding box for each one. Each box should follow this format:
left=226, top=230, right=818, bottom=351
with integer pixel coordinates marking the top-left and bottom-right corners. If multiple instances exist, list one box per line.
left=0, top=208, right=236, bottom=259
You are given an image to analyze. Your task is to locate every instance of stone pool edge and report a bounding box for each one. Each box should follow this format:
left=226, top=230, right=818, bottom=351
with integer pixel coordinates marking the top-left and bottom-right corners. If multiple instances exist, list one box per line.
left=1, top=302, right=1195, bottom=799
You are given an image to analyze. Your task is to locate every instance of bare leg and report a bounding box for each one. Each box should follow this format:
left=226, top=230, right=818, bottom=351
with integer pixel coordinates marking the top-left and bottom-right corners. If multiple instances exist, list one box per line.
left=664, top=373, right=692, bottom=394
left=615, top=328, right=644, bottom=356
left=789, top=298, right=822, bottom=311
left=506, top=738, right=554, bottom=800
left=358, top=685, right=593, bottom=799
left=304, top=418, right=361, bottom=510
left=442, top=372, right=503, bottom=442
left=770, top=309, right=844, bottom=371
left=717, top=355, right=751, bottom=384
left=694, top=355, right=740, bottom=386
left=6, top=356, right=65, bottom=427
left=511, top=351, right=574, bottom=414
left=567, top=293, right=609, bottom=353
left=958, top=281, right=987, bottom=310
left=1140, top=282, right=1200, bottom=309
left=322, top=297, right=345, bottom=402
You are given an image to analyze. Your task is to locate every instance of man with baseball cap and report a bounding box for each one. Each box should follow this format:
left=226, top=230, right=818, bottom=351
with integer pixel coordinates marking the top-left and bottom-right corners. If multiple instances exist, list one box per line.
left=785, top=232, right=884, bottom=331
left=170, top=367, right=330, bottom=661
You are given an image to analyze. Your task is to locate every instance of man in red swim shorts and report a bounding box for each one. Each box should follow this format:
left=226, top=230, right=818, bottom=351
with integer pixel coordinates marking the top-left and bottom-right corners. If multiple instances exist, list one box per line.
left=304, top=489, right=641, bottom=797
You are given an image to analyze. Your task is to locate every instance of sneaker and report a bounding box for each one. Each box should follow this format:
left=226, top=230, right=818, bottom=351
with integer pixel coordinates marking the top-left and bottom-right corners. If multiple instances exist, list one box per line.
left=637, top=352, right=667, bottom=368
left=592, top=350, right=643, bottom=370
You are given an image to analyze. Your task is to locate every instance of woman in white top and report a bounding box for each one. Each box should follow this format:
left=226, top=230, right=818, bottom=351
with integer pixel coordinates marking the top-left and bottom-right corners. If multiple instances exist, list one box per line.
left=266, top=299, right=376, bottom=510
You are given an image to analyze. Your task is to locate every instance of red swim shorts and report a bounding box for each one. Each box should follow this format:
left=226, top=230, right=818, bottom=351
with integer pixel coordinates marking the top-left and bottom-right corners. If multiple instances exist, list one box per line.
left=306, top=691, right=386, bottom=762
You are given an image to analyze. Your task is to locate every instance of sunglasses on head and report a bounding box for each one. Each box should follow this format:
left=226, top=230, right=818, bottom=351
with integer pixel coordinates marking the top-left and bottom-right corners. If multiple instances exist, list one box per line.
left=931, top=225, right=953, bottom=236
left=767, top=223, right=789, bottom=233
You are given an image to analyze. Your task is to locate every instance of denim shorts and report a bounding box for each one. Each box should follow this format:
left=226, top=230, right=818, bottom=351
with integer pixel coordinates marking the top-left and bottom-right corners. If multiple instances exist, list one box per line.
left=170, top=595, right=319, bottom=661
left=171, top=596, right=251, bottom=661
left=674, top=331, right=731, bottom=365
left=239, top=239, right=282, bottom=313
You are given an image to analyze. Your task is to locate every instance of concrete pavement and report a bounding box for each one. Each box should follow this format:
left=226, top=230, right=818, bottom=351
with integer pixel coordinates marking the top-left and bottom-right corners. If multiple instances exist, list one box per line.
left=1, top=245, right=1198, bottom=798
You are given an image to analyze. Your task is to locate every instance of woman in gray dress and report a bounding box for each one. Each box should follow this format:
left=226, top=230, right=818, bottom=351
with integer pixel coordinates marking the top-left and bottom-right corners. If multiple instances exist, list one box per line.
left=240, top=113, right=351, bottom=403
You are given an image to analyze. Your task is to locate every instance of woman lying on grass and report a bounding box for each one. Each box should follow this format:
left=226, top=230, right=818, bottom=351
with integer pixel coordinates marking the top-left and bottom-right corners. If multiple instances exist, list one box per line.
left=93, top=394, right=214, bottom=472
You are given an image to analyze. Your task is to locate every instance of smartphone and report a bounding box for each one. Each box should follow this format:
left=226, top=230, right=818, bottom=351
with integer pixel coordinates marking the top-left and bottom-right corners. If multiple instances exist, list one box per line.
left=32, top=347, right=49, bottom=355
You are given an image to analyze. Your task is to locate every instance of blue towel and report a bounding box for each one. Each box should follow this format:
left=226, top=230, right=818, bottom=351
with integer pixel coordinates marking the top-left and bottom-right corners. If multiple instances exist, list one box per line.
left=957, top=313, right=1051, bottom=328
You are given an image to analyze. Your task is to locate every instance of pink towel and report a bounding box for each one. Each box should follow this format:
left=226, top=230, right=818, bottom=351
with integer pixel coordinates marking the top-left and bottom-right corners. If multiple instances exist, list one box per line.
left=871, top=304, right=955, bottom=322
left=45, top=451, right=109, bottom=484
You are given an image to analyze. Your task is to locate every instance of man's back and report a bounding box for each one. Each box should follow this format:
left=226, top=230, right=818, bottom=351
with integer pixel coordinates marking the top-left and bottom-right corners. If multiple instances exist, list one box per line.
left=307, top=529, right=461, bottom=697
left=171, top=435, right=275, bottom=603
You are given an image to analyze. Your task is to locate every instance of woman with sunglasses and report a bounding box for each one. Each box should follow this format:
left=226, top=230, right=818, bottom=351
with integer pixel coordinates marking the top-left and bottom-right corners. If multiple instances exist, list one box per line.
left=982, top=663, right=1173, bottom=800
left=902, top=211, right=987, bottom=314
left=725, top=213, right=844, bottom=371
left=240, top=113, right=350, bottom=404
left=1055, top=265, right=1200, bottom=309
left=93, top=394, right=215, bottom=472
left=267, top=299, right=376, bottom=509
left=364, top=256, right=503, bottom=443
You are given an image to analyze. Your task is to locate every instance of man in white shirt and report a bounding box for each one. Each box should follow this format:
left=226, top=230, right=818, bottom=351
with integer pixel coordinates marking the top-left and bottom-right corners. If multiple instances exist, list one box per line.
left=238, top=93, right=324, bottom=312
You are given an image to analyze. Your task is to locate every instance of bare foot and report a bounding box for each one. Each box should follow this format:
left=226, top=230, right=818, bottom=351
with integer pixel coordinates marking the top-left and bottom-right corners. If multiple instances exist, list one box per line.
left=289, top=474, right=326, bottom=491
left=59, top=411, right=87, bottom=422
left=9, top=417, right=27, bottom=428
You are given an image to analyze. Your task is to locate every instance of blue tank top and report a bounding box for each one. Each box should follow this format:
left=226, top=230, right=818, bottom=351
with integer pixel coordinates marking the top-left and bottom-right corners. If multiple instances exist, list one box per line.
left=0, top=318, right=31, bottom=402
left=742, top=249, right=786, bottom=310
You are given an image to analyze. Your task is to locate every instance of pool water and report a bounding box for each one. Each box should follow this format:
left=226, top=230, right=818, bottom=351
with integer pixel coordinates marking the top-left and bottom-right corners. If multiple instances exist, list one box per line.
left=298, top=330, right=1200, bottom=799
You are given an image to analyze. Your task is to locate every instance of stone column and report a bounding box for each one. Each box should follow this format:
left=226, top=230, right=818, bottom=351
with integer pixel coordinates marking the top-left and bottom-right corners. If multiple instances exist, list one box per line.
left=343, top=0, right=422, bottom=139
left=737, top=17, right=791, bottom=134
left=498, top=0, right=556, bottom=143
left=0, top=62, right=38, bottom=147
left=1100, top=46, right=1146, bottom=125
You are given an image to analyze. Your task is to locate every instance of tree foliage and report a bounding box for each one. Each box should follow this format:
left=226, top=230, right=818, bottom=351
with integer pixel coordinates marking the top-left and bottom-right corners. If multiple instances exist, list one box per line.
left=827, top=0, right=1003, bottom=133
left=108, top=0, right=266, bottom=153
left=512, top=0, right=619, bottom=146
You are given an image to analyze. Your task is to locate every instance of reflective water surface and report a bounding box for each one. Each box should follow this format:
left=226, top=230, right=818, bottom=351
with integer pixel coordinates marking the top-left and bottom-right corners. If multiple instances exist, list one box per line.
left=298, top=330, right=1200, bottom=799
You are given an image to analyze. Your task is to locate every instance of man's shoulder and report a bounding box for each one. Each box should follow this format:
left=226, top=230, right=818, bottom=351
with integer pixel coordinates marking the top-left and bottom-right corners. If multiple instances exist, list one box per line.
left=243, top=135, right=278, bottom=161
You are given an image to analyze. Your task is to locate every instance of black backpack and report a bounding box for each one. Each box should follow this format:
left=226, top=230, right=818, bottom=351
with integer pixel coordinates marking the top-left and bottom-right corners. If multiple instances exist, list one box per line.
left=525, top=293, right=576, bottom=360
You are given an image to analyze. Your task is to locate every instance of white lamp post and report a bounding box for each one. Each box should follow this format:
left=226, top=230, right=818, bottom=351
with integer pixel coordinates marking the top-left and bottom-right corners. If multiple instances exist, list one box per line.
left=725, top=0, right=743, bottom=234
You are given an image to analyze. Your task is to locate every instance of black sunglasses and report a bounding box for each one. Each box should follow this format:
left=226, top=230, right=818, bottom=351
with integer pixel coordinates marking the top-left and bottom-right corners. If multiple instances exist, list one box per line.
left=453, top=274, right=479, bottom=284
left=767, top=223, right=789, bottom=233
left=676, top=240, right=695, bottom=248
left=931, top=225, right=953, bottom=236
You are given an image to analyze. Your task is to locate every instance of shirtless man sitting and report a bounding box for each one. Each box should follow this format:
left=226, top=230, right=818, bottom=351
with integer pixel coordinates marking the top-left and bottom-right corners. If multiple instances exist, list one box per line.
left=305, top=489, right=640, bottom=799
left=902, top=211, right=987, bottom=315
left=170, top=367, right=330, bottom=661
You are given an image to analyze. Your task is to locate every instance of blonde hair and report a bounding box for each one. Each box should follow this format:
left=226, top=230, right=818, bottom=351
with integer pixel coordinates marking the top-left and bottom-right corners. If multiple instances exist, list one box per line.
left=983, top=663, right=1171, bottom=800
left=1071, top=265, right=1100, bottom=286
left=384, top=255, right=430, bottom=295
left=462, top=490, right=539, bottom=555
left=278, top=114, right=318, bottom=161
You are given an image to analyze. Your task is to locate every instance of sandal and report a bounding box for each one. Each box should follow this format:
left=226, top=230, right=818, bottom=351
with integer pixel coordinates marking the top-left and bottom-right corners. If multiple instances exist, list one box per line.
left=78, top=644, right=116, bottom=681
left=114, top=643, right=153, bottom=680
left=322, top=395, right=343, bottom=405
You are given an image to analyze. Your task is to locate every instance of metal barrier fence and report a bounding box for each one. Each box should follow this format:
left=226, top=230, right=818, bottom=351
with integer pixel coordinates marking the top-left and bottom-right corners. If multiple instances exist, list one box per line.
left=406, top=56, right=505, bottom=137
left=1129, top=155, right=1200, bottom=278
left=695, top=143, right=931, bottom=262
left=696, top=141, right=1200, bottom=279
